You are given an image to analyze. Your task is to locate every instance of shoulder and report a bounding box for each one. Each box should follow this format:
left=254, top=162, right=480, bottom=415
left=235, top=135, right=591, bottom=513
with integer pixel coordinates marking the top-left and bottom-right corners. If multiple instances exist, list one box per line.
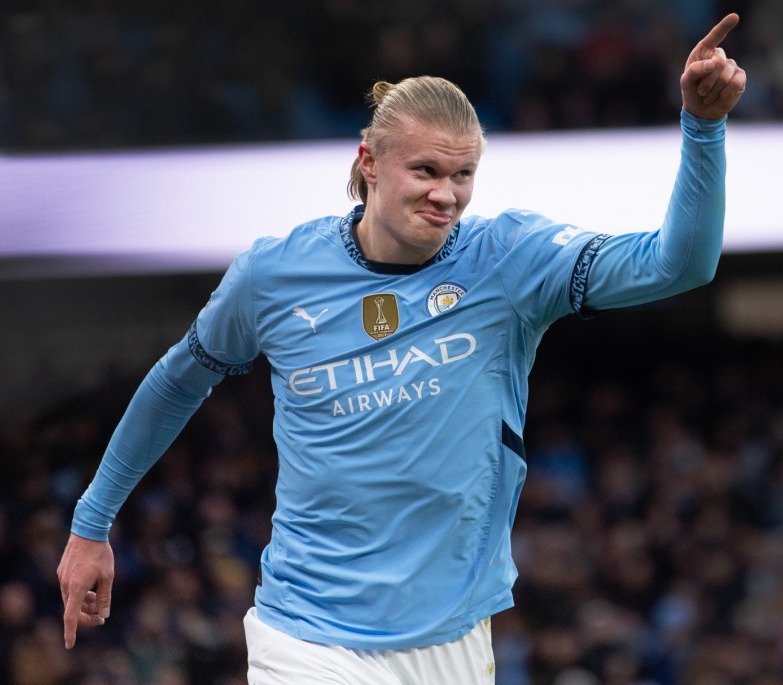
left=247, top=215, right=344, bottom=256
left=458, top=209, right=581, bottom=252
left=238, top=215, right=345, bottom=274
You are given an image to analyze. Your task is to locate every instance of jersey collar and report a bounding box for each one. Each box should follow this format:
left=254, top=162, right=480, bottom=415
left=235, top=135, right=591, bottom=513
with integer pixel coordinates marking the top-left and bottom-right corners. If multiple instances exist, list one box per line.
left=340, top=205, right=460, bottom=275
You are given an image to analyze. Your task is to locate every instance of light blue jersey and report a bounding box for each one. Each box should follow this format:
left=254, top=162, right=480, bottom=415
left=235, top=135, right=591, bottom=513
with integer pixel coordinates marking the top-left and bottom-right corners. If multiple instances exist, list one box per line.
left=72, top=110, right=727, bottom=650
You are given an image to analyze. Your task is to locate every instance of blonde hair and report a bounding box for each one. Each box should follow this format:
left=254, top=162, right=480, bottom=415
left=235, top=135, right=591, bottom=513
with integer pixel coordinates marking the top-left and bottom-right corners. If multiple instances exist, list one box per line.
left=347, top=76, right=484, bottom=203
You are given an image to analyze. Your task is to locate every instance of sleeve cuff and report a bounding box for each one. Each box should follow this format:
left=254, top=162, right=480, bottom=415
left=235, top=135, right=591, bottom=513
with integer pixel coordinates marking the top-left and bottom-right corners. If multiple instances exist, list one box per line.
left=71, top=497, right=112, bottom=542
left=681, top=108, right=727, bottom=136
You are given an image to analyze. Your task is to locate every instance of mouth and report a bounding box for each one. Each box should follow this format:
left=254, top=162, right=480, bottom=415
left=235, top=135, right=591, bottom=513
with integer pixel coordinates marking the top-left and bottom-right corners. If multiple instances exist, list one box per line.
left=416, top=209, right=453, bottom=227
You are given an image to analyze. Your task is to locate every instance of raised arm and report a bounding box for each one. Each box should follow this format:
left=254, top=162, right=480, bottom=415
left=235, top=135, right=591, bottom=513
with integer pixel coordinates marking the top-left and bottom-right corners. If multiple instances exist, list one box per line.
left=578, top=15, right=746, bottom=313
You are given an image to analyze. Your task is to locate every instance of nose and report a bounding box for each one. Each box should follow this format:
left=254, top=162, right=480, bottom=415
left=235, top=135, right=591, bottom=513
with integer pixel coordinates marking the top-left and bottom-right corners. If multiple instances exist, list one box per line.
left=428, top=177, right=456, bottom=206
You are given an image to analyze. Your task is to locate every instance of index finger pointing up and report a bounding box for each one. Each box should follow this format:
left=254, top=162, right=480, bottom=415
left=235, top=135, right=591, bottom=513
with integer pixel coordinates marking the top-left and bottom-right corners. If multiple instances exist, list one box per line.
left=698, top=13, right=740, bottom=52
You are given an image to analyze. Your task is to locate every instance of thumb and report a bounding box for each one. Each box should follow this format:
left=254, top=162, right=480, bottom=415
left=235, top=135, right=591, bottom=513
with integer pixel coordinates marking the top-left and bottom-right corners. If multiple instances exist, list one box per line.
left=94, top=576, right=113, bottom=619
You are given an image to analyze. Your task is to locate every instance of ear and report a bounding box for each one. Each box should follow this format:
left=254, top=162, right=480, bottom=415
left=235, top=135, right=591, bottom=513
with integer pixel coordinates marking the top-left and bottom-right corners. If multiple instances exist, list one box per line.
left=358, top=142, right=378, bottom=187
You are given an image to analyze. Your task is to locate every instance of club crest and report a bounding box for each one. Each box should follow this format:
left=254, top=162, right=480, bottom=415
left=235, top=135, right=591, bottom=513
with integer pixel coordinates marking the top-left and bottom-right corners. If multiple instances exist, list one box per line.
left=427, top=283, right=466, bottom=317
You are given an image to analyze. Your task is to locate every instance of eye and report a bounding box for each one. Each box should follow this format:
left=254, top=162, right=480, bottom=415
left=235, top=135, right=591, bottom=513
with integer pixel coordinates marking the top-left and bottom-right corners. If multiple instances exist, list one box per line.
left=417, top=165, right=437, bottom=177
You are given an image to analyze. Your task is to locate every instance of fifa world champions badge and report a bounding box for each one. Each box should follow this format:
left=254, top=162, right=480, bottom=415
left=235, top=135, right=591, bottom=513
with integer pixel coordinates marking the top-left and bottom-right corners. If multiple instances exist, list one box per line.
left=362, top=293, right=400, bottom=340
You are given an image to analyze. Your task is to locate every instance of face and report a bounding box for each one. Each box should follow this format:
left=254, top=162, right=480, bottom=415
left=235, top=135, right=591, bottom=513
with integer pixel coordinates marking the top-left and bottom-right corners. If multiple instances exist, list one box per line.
left=356, top=119, right=483, bottom=265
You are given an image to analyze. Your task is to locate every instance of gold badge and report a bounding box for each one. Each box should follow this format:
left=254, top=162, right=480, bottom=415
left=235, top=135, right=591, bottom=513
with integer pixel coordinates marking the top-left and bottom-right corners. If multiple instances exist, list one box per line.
left=362, top=293, right=399, bottom=340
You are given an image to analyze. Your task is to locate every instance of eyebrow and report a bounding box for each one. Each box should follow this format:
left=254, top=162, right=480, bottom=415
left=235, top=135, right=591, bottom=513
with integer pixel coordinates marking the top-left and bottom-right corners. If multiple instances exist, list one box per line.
left=408, top=156, right=479, bottom=173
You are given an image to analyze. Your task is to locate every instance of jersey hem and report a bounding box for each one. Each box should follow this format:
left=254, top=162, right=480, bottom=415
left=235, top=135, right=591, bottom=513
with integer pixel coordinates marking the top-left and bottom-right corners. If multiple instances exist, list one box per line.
left=254, top=587, right=514, bottom=651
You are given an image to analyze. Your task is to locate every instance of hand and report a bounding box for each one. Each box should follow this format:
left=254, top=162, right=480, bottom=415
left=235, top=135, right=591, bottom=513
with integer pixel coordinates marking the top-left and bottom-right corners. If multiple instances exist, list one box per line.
left=56, top=533, right=115, bottom=649
left=681, top=13, right=746, bottom=120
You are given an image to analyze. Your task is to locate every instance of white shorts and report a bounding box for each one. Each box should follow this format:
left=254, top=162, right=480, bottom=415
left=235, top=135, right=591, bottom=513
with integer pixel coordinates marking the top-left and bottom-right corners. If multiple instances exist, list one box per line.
left=243, top=607, right=496, bottom=685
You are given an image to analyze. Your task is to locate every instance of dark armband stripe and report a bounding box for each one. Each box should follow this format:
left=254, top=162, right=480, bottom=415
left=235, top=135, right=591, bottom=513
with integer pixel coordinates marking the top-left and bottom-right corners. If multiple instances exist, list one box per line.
left=502, top=420, right=526, bottom=462
left=570, top=233, right=611, bottom=317
left=187, top=321, right=253, bottom=376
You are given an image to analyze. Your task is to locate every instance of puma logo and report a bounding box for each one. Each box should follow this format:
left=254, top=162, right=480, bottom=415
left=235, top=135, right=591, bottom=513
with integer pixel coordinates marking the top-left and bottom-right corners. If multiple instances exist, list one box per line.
left=292, top=306, right=328, bottom=333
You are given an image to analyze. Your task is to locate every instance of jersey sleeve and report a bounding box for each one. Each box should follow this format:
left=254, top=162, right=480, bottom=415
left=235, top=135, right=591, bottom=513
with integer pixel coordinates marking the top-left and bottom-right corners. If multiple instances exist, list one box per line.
left=580, top=109, right=726, bottom=312
left=491, top=210, right=609, bottom=328
left=71, top=247, right=262, bottom=541
left=71, top=341, right=224, bottom=540
left=189, top=244, right=262, bottom=373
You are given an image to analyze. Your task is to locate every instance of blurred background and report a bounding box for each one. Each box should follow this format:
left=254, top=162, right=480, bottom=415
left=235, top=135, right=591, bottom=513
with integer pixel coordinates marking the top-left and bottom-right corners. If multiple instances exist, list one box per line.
left=1, top=1, right=782, bottom=684
left=0, top=0, right=781, bottom=148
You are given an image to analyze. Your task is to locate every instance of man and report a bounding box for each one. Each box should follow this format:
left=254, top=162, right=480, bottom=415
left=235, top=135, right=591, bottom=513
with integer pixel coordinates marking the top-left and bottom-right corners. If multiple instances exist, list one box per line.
left=58, top=14, right=745, bottom=684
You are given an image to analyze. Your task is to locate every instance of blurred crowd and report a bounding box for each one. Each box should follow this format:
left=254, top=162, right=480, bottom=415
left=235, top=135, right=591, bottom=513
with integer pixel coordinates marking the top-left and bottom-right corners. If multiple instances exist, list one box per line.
left=0, top=366, right=278, bottom=685
left=1, top=326, right=782, bottom=684
left=1, top=0, right=782, bottom=152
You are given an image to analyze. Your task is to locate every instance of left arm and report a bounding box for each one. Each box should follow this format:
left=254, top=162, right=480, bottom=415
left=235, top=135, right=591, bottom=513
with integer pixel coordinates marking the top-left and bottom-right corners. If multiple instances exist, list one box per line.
left=580, top=14, right=746, bottom=312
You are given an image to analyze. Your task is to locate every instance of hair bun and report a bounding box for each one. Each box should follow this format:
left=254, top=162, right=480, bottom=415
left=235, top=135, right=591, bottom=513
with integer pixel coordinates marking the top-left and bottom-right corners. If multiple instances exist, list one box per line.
left=371, top=81, right=395, bottom=105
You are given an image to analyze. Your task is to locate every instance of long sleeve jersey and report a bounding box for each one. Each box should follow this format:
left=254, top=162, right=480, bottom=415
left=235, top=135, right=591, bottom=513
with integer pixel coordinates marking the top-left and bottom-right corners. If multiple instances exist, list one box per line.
left=72, top=110, right=726, bottom=650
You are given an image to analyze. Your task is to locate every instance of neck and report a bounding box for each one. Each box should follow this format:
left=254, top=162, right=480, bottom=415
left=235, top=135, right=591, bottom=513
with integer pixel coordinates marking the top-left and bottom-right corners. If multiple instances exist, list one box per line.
left=354, top=215, right=441, bottom=266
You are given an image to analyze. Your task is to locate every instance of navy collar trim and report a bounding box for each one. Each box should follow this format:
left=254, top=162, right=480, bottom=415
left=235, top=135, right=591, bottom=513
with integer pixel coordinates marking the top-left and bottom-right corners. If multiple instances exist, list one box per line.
left=339, top=205, right=459, bottom=274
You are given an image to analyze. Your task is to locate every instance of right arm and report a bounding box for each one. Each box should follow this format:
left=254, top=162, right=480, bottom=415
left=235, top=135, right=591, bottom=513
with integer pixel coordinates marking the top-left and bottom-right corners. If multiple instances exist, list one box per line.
left=71, top=341, right=224, bottom=541
left=58, top=339, right=223, bottom=648
left=58, top=246, right=261, bottom=649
